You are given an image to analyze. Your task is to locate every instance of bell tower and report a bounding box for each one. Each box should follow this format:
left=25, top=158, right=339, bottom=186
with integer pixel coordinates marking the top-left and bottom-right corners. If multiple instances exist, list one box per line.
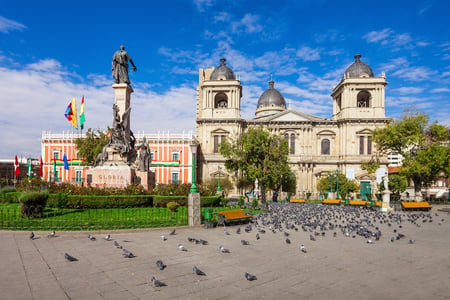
left=332, top=54, right=387, bottom=120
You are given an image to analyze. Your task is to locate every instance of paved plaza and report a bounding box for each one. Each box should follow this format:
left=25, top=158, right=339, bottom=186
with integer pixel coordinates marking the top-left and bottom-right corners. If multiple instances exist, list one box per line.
left=0, top=205, right=449, bottom=300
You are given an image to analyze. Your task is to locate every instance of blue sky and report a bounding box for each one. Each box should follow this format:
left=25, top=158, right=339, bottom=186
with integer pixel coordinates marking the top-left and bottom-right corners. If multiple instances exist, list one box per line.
left=1, top=0, right=449, bottom=158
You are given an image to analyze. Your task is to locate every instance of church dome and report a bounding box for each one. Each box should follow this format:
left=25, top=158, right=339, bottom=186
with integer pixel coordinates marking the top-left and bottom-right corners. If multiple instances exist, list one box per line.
left=210, top=58, right=235, bottom=80
left=255, top=80, right=286, bottom=117
left=344, top=54, right=374, bottom=78
left=257, top=80, right=286, bottom=108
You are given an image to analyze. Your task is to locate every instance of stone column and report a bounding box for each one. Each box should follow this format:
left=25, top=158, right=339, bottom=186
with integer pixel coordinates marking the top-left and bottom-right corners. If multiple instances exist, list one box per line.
left=188, top=193, right=201, bottom=226
left=112, top=83, right=134, bottom=144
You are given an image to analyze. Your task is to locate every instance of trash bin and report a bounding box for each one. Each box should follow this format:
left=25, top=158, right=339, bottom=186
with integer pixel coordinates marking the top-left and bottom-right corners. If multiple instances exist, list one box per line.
left=345, top=199, right=349, bottom=205
left=371, top=200, right=375, bottom=207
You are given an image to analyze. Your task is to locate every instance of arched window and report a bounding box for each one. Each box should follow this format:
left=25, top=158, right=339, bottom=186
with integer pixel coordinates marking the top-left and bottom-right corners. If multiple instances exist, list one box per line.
left=321, top=139, right=330, bottom=155
left=290, top=134, right=295, bottom=155
left=214, top=93, right=228, bottom=108
left=357, top=91, right=371, bottom=108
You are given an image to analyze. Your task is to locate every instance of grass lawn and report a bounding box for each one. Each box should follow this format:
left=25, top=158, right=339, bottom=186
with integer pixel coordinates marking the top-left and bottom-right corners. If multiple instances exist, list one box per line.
left=0, top=203, right=188, bottom=230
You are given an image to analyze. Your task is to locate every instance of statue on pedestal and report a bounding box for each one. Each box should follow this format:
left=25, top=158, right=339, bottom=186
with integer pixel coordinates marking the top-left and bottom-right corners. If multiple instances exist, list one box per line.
left=112, top=45, right=137, bottom=84
left=136, top=137, right=152, bottom=171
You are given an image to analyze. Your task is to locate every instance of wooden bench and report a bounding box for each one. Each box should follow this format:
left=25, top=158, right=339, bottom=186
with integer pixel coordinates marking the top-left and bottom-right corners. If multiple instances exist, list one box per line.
left=217, top=209, right=252, bottom=226
left=401, top=202, right=431, bottom=211
left=348, top=200, right=367, bottom=206
left=322, top=199, right=341, bottom=205
left=290, top=199, right=305, bottom=203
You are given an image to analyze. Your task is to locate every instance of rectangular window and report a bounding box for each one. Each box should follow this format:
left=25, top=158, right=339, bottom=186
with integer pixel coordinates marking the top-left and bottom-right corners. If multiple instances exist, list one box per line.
left=172, top=152, right=179, bottom=161
left=75, top=170, right=82, bottom=183
left=213, top=135, right=219, bottom=153
left=290, top=134, right=295, bottom=155
left=150, top=151, right=155, bottom=160
left=359, top=136, right=365, bottom=155
left=172, top=172, right=179, bottom=184
left=367, top=136, right=372, bottom=155
left=54, top=169, right=59, bottom=182
left=53, top=151, right=60, bottom=160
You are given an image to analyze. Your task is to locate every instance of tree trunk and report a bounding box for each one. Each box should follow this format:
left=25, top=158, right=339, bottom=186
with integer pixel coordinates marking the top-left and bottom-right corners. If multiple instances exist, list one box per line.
left=260, top=182, right=266, bottom=205
left=412, top=177, right=423, bottom=202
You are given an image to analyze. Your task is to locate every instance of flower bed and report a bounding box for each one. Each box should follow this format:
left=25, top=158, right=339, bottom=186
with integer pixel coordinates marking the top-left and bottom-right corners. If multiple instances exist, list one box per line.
left=322, top=199, right=341, bottom=205
left=348, top=200, right=367, bottom=206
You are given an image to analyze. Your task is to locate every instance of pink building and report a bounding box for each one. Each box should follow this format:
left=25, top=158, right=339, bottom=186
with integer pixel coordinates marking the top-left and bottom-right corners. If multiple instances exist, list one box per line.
left=41, top=131, right=196, bottom=186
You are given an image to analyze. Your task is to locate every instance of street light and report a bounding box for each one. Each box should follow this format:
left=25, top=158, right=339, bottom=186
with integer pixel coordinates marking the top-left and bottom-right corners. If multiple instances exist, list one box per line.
left=335, top=169, right=339, bottom=199
left=189, top=143, right=198, bottom=193
left=217, top=165, right=222, bottom=192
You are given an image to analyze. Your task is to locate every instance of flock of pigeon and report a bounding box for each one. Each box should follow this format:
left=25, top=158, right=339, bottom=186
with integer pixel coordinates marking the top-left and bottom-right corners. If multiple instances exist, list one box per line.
left=28, top=202, right=445, bottom=289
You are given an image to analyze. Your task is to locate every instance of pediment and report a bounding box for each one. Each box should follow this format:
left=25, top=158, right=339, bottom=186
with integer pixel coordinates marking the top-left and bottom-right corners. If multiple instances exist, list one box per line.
left=266, top=109, right=325, bottom=123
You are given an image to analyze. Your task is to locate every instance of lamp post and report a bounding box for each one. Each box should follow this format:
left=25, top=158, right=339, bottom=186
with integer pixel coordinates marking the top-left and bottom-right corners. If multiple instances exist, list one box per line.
left=217, top=165, right=222, bottom=192
left=330, top=173, right=333, bottom=194
left=335, top=169, right=339, bottom=199
left=189, top=143, right=198, bottom=193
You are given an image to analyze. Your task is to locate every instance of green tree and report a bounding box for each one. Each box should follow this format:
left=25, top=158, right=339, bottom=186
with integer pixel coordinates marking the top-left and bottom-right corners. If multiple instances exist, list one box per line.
left=74, top=128, right=109, bottom=164
left=380, top=173, right=407, bottom=201
left=316, top=173, right=359, bottom=199
left=372, top=110, right=450, bottom=201
left=219, top=126, right=292, bottom=204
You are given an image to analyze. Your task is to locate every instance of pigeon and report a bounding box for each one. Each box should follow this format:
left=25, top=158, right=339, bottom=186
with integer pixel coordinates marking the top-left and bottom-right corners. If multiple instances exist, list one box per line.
left=300, top=244, right=307, bottom=253
left=169, top=228, right=176, bottom=235
left=391, top=237, right=395, bottom=242
left=193, top=266, right=206, bottom=276
left=224, top=229, right=230, bottom=235
left=88, top=234, right=96, bottom=241
left=285, top=238, right=291, bottom=244
left=236, top=227, right=241, bottom=234
left=367, top=239, right=374, bottom=244
left=199, top=239, right=208, bottom=245
left=151, top=276, right=167, bottom=287
left=122, top=249, right=135, bottom=258
left=244, top=272, right=257, bottom=281
left=156, top=260, right=167, bottom=270
left=48, top=231, right=55, bottom=238
left=284, top=231, right=289, bottom=237
left=30, top=232, right=35, bottom=240
left=219, top=245, right=230, bottom=253
left=64, top=253, right=78, bottom=262
left=178, top=244, right=187, bottom=251
left=161, top=235, right=167, bottom=241
left=409, top=239, right=415, bottom=244
left=256, top=233, right=260, bottom=240
left=310, top=234, right=316, bottom=241
left=114, top=240, right=122, bottom=249
left=104, top=234, right=111, bottom=241
left=241, top=239, right=250, bottom=245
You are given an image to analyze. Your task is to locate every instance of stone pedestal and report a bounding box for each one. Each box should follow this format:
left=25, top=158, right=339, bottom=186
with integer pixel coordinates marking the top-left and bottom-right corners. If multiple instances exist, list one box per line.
left=135, top=170, right=155, bottom=191
left=86, top=165, right=135, bottom=189
left=112, top=83, right=133, bottom=143
left=381, top=190, right=390, bottom=212
left=188, top=193, right=201, bottom=226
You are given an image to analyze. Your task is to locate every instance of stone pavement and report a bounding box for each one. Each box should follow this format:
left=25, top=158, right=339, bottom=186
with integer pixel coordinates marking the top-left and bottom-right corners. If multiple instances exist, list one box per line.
left=0, top=206, right=449, bottom=300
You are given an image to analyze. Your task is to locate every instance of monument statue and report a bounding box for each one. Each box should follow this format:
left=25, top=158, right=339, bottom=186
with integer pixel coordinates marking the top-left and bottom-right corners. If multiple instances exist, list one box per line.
left=383, top=172, right=389, bottom=191
left=136, top=137, right=152, bottom=171
left=112, top=45, right=137, bottom=84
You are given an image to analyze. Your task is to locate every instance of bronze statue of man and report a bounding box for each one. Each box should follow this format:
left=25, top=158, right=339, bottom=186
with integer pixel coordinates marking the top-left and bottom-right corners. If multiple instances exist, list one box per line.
left=112, top=45, right=137, bottom=84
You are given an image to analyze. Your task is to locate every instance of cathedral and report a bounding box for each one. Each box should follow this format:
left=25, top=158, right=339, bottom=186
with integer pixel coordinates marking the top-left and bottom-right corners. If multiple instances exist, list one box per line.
left=196, top=54, right=390, bottom=199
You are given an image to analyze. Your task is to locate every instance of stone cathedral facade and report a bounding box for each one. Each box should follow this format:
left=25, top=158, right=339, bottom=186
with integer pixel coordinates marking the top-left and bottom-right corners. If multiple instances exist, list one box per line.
left=196, top=55, right=390, bottom=199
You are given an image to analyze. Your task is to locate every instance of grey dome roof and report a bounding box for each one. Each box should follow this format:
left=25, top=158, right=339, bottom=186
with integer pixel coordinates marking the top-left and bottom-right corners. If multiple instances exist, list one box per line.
left=257, top=80, right=286, bottom=108
left=344, top=54, right=374, bottom=78
left=210, top=58, right=235, bottom=80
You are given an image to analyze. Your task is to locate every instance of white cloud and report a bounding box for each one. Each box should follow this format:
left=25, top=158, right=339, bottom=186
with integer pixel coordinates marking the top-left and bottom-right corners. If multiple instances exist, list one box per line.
left=231, top=13, right=263, bottom=34
left=0, top=16, right=26, bottom=33
left=0, top=58, right=196, bottom=158
left=296, top=46, right=321, bottom=61
left=363, top=28, right=393, bottom=43
left=391, top=66, right=437, bottom=81
left=430, top=88, right=450, bottom=93
left=193, top=0, right=216, bottom=12
left=391, top=87, right=424, bottom=94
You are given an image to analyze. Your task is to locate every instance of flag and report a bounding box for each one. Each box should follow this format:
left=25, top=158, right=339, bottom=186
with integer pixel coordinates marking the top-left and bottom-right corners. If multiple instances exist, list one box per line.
left=63, top=153, right=69, bottom=170
left=28, top=156, right=32, bottom=178
left=39, top=157, right=43, bottom=177
left=14, top=155, right=20, bottom=177
left=64, top=98, right=78, bottom=129
left=79, top=96, right=85, bottom=130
